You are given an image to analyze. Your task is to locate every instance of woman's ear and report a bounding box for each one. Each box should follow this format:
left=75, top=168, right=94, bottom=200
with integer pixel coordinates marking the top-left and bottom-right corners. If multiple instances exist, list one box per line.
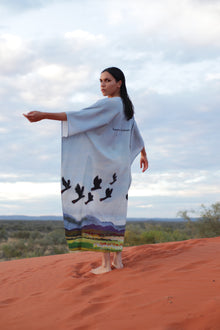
left=118, top=80, right=122, bottom=88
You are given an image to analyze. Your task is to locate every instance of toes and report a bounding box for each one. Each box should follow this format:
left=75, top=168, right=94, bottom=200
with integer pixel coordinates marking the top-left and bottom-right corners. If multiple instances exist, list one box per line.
left=90, top=266, right=111, bottom=275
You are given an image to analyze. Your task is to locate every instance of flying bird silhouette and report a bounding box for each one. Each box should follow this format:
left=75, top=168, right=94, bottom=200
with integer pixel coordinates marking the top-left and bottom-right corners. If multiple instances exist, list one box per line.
left=85, top=192, right=94, bottom=205
left=61, top=177, right=71, bottom=193
left=100, top=188, right=113, bottom=201
left=91, top=175, right=102, bottom=190
left=110, top=173, right=117, bottom=185
left=72, top=184, right=85, bottom=203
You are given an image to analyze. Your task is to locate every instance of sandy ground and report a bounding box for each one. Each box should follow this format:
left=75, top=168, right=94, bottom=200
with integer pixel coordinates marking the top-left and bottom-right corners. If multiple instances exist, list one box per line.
left=0, top=237, right=220, bottom=330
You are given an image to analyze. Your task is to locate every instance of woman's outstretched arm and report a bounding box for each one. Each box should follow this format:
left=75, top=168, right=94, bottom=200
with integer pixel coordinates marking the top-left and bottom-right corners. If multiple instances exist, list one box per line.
left=23, top=111, right=67, bottom=122
left=140, top=147, right=148, bottom=172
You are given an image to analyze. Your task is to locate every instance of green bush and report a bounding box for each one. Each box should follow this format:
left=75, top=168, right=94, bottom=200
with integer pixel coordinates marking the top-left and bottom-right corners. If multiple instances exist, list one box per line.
left=12, top=231, right=30, bottom=239
left=140, top=231, right=157, bottom=244
left=124, top=230, right=141, bottom=246
left=0, top=228, right=8, bottom=241
left=48, top=246, right=68, bottom=255
left=30, top=231, right=44, bottom=240
left=179, top=202, right=220, bottom=239
left=47, top=229, right=66, bottom=245
left=2, top=240, right=27, bottom=259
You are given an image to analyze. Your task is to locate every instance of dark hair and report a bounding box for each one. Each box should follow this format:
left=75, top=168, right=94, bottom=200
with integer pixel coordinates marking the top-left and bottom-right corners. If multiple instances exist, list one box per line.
left=102, top=67, right=134, bottom=120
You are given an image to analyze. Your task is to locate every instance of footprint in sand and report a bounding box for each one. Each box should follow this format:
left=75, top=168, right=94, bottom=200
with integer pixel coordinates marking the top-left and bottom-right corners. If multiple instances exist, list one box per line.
left=0, top=277, right=9, bottom=285
left=80, top=281, right=110, bottom=295
left=89, top=294, right=112, bottom=303
left=30, top=292, right=44, bottom=297
left=71, top=262, right=93, bottom=278
left=175, top=260, right=209, bottom=272
left=0, top=297, right=19, bottom=307
left=70, top=301, right=109, bottom=321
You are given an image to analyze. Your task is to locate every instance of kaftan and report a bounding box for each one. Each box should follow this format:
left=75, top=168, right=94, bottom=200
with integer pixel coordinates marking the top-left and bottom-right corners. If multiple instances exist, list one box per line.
left=61, top=97, right=144, bottom=252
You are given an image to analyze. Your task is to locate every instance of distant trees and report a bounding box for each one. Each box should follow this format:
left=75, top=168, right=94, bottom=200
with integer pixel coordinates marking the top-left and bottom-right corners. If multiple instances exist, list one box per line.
left=124, top=221, right=191, bottom=246
left=0, top=203, right=219, bottom=261
left=0, top=220, right=69, bottom=261
left=178, top=202, right=220, bottom=238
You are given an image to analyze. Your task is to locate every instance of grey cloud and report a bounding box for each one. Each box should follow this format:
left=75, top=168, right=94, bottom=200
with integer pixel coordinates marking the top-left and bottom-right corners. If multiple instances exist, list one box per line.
left=0, top=0, right=72, bottom=12
left=128, top=195, right=218, bottom=218
left=132, top=82, right=220, bottom=173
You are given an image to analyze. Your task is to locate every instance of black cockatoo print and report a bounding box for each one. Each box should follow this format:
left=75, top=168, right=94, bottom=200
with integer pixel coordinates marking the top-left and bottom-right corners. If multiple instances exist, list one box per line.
left=100, top=188, right=113, bottom=201
left=72, top=184, right=85, bottom=203
left=110, top=173, right=117, bottom=185
left=61, top=177, right=71, bottom=194
left=91, top=175, right=102, bottom=190
left=85, top=192, right=94, bottom=205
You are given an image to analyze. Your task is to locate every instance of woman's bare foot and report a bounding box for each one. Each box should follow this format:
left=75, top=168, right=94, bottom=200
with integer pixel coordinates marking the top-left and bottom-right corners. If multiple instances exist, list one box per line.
left=91, top=265, right=111, bottom=274
left=91, top=252, right=111, bottom=275
left=112, top=251, right=123, bottom=269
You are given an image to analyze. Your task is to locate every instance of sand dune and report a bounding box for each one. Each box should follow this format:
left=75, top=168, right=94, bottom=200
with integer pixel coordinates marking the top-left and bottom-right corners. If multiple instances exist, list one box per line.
left=0, top=237, right=220, bottom=330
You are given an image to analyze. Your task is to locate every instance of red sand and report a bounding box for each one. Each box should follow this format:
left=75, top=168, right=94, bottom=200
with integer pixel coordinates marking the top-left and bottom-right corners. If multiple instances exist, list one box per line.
left=0, top=237, right=220, bottom=330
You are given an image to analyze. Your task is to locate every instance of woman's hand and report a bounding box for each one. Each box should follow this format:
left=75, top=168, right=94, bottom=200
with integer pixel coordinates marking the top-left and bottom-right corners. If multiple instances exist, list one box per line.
left=140, top=155, right=148, bottom=172
left=23, top=111, right=45, bottom=122
left=23, top=111, right=67, bottom=122
left=140, top=147, right=148, bottom=172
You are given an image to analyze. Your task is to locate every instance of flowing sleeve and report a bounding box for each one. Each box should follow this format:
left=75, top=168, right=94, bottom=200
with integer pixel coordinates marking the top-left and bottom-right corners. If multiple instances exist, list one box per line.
left=62, top=98, right=120, bottom=137
left=130, top=119, right=145, bottom=164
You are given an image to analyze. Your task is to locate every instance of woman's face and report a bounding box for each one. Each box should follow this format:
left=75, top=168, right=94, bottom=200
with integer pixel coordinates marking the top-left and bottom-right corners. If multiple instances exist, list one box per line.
left=100, top=71, right=121, bottom=98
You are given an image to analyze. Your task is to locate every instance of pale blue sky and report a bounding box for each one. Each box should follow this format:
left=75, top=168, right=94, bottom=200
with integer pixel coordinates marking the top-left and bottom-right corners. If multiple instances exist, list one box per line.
left=0, top=0, right=219, bottom=217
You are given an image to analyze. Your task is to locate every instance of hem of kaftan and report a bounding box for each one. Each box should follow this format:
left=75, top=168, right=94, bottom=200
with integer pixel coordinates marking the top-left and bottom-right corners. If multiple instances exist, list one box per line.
left=63, top=213, right=125, bottom=252
left=65, top=237, right=124, bottom=252
left=67, top=246, right=123, bottom=252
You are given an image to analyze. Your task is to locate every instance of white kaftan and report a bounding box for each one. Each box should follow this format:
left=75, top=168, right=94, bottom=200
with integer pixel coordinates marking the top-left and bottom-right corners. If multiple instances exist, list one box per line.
left=61, top=97, right=144, bottom=252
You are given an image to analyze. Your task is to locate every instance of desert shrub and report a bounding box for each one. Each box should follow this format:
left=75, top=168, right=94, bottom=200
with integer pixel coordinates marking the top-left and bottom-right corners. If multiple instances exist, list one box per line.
left=196, top=203, right=220, bottom=237
left=47, top=229, right=66, bottom=245
left=156, top=230, right=173, bottom=242
left=26, top=246, right=47, bottom=258
left=179, top=202, right=220, bottom=238
left=29, top=231, right=44, bottom=240
left=140, top=230, right=173, bottom=244
left=196, top=220, right=220, bottom=238
left=2, top=240, right=27, bottom=259
left=26, top=238, right=38, bottom=250
left=140, top=231, right=157, bottom=244
left=38, top=236, right=50, bottom=247
left=125, top=224, right=191, bottom=246
left=0, top=220, right=68, bottom=260
left=171, top=230, right=189, bottom=241
left=12, top=231, right=30, bottom=239
left=0, top=228, right=8, bottom=241
left=47, top=246, right=68, bottom=255
left=124, top=230, right=141, bottom=246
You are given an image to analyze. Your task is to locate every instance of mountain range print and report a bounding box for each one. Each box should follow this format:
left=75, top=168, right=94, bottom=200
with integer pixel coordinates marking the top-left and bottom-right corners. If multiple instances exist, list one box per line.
left=63, top=213, right=125, bottom=252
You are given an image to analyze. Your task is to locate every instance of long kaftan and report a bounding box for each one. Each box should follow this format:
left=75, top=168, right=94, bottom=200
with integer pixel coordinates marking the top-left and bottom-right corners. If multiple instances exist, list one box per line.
left=61, top=97, right=144, bottom=252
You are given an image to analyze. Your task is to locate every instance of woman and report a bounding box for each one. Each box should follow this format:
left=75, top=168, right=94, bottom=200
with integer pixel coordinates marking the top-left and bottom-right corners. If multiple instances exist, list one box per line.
left=24, top=67, right=148, bottom=275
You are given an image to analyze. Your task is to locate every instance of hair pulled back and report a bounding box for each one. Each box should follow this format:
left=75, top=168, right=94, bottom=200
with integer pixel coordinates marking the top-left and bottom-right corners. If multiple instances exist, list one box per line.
left=102, top=67, right=134, bottom=120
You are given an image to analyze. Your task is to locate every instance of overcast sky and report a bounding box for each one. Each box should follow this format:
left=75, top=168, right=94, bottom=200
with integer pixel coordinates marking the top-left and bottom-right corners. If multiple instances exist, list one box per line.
left=0, top=0, right=219, bottom=218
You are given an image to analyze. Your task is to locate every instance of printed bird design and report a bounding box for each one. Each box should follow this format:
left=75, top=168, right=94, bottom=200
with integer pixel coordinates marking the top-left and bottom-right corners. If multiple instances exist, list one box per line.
left=100, top=188, right=113, bottom=201
left=72, top=184, right=85, bottom=203
left=61, top=177, right=71, bottom=193
left=85, top=192, right=94, bottom=205
left=91, top=175, right=102, bottom=190
left=110, top=173, right=117, bottom=185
